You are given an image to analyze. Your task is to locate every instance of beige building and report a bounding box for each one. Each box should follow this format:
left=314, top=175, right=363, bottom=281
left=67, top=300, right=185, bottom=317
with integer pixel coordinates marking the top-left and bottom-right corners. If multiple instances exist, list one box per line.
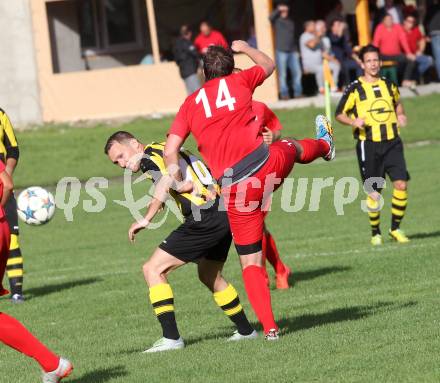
left=0, top=0, right=278, bottom=125
left=1, top=0, right=375, bottom=125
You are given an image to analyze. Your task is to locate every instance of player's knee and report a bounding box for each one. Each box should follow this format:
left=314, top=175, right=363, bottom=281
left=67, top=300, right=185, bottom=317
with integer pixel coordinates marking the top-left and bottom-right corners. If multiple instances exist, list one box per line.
left=142, top=261, right=159, bottom=282
left=240, top=252, right=262, bottom=269
left=393, top=180, right=407, bottom=191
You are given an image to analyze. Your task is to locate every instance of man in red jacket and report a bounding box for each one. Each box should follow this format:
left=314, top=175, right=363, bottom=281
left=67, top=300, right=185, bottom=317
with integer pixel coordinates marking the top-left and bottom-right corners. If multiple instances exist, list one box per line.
left=194, top=21, right=228, bottom=54
left=0, top=161, right=72, bottom=382
left=373, top=14, right=416, bottom=87
left=402, top=14, right=434, bottom=78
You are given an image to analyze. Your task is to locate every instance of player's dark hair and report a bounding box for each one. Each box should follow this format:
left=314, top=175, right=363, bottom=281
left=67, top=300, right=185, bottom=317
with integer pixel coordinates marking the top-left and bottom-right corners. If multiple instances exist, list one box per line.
left=359, top=44, right=380, bottom=62
left=203, top=45, right=235, bottom=81
left=104, top=131, right=136, bottom=154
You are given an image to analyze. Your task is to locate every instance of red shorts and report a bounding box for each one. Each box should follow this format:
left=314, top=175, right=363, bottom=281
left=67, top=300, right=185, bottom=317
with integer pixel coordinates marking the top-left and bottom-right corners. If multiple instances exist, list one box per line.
left=0, top=217, right=10, bottom=297
left=222, top=140, right=296, bottom=253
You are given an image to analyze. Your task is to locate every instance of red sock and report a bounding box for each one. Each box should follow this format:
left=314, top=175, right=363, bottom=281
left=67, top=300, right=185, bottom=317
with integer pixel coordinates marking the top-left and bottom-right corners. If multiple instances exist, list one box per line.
left=242, top=265, right=278, bottom=333
left=265, top=232, right=285, bottom=274
left=0, top=312, right=59, bottom=372
left=261, top=234, right=270, bottom=286
left=297, top=139, right=329, bottom=164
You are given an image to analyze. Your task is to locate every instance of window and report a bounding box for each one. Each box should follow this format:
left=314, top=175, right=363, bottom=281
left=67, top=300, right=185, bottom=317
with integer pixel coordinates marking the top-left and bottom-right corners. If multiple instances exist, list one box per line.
left=47, top=0, right=151, bottom=73
left=78, top=0, right=145, bottom=56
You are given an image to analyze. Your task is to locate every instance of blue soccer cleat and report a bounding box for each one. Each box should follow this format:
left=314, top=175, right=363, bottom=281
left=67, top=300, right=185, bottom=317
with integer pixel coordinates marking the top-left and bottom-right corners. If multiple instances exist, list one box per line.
left=315, top=115, right=335, bottom=161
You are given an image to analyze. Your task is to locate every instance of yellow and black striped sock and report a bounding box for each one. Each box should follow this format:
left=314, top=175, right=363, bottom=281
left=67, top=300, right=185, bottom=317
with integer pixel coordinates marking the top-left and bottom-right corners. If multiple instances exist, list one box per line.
left=391, top=189, right=408, bottom=230
left=367, top=196, right=381, bottom=236
left=213, top=284, right=254, bottom=335
left=6, top=234, right=23, bottom=296
left=149, top=283, right=180, bottom=340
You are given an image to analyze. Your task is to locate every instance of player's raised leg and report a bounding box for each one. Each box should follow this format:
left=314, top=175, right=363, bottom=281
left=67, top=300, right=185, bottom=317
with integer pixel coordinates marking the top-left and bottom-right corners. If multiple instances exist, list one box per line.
left=197, top=258, right=257, bottom=341
left=290, top=115, right=335, bottom=164
left=142, top=248, right=185, bottom=353
left=0, top=312, right=72, bottom=382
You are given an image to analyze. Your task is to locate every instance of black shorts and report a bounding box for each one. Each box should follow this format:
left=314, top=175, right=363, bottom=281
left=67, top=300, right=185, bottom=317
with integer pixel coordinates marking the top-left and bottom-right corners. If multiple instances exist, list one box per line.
left=159, top=201, right=232, bottom=264
left=4, top=193, right=19, bottom=235
left=356, top=137, right=410, bottom=191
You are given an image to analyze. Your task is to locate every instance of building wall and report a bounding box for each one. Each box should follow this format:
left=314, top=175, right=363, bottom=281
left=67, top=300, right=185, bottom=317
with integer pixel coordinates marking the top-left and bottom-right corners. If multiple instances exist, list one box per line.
left=0, top=0, right=42, bottom=124
left=30, top=0, right=277, bottom=123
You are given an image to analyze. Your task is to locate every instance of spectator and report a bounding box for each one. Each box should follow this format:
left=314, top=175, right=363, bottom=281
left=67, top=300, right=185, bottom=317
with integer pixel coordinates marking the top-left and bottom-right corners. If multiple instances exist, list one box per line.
left=269, top=3, right=302, bottom=99
left=425, top=0, right=440, bottom=80
left=325, top=1, right=344, bottom=29
left=377, top=0, right=404, bottom=25
left=402, top=14, right=433, bottom=80
left=173, top=25, right=201, bottom=95
left=316, top=20, right=341, bottom=91
left=194, top=21, right=228, bottom=54
left=373, top=14, right=416, bottom=87
left=299, top=20, right=341, bottom=93
left=328, top=18, right=362, bottom=86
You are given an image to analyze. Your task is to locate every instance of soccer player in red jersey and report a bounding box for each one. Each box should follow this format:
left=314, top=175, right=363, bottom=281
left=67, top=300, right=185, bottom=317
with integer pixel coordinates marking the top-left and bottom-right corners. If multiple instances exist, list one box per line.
left=164, top=41, right=335, bottom=339
left=0, top=161, right=72, bottom=382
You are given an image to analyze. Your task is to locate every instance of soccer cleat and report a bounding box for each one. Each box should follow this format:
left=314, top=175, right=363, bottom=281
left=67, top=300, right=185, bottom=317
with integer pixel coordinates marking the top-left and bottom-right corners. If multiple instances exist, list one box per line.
left=42, top=358, right=73, bottom=383
left=275, top=266, right=291, bottom=290
left=315, top=115, right=335, bottom=161
left=371, top=234, right=383, bottom=246
left=142, top=337, right=185, bottom=353
left=11, top=293, right=25, bottom=303
left=227, top=330, right=258, bottom=342
left=389, top=229, right=410, bottom=243
left=264, top=328, right=279, bottom=341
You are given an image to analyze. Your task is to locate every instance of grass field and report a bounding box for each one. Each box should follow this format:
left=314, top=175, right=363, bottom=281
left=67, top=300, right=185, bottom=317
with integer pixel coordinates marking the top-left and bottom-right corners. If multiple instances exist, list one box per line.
left=1, top=94, right=439, bottom=382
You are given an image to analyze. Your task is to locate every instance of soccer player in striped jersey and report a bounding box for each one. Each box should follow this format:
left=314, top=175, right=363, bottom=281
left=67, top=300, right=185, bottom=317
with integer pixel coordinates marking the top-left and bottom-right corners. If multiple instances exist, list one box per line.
left=336, top=44, right=410, bottom=245
left=0, top=158, right=72, bottom=382
left=105, top=132, right=257, bottom=353
left=0, top=109, right=25, bottom=302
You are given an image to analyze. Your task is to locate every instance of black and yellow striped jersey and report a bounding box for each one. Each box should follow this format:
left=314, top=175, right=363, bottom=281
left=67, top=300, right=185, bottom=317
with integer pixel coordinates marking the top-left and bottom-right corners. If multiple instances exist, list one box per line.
left=139, top=142, right=218, bottom=217
left=336, top=77, right=400, bottom=142
left=0, top=109, right=19, bottom=162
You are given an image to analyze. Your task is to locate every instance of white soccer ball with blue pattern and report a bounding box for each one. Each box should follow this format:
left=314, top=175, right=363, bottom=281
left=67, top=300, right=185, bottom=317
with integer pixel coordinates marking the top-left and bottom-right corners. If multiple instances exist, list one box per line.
left=17, top=186, right=55, bottom=225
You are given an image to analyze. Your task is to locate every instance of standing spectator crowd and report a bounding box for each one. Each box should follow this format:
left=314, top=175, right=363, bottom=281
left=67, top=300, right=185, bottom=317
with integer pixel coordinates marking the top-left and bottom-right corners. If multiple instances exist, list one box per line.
left=172, top=1, right=440, bottom=99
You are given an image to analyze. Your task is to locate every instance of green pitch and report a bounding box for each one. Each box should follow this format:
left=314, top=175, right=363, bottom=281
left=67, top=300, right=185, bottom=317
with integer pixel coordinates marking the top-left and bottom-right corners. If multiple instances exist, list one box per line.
left=1, top=95, right=439, bottom=382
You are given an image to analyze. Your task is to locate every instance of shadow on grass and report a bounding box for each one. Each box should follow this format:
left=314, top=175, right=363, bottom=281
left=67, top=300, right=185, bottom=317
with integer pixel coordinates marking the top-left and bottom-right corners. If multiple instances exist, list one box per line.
left=26, top=277, right=102, bottom=300
left=68, top=365, right=127, bottom=383
left=409, top=230, right=440, bottom=240
left=186, top=301, right=417, bottom=345
left=287, top=266, right=351, bottom=286
left=118, top=301, right=417, bottom=350
left=279, top=300, right=418, bottom=335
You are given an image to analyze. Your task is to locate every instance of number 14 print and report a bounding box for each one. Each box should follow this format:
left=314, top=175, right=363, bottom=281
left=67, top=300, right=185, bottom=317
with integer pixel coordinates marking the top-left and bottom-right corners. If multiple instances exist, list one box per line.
left=195, top=79, right=237, bottom=118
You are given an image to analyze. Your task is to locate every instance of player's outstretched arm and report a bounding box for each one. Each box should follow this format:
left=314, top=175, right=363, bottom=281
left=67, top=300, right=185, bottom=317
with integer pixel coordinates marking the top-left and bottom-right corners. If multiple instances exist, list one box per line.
left=164, top=134, right=184, bottom=183
left=231, top=40, right=275, bottom=77
left=128, top=177, right=171, bottom=242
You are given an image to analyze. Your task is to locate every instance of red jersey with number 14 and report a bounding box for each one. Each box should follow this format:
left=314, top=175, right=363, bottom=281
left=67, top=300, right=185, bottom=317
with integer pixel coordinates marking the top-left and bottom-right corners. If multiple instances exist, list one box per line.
left=169, top=65, right=266, bottom=179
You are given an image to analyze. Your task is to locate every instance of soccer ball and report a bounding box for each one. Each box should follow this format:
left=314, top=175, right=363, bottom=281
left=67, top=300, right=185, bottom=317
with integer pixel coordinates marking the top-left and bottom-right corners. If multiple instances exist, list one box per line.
left=17, top=187, right=56, bottom=225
